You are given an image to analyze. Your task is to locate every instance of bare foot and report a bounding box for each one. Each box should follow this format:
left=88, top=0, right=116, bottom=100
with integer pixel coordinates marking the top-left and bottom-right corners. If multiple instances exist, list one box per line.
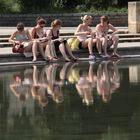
left=32, top=57, right=37, bottom=62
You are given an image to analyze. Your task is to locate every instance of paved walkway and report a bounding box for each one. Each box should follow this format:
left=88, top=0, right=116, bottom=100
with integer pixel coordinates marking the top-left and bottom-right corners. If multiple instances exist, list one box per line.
left=0, top=26, right=128, bottom=35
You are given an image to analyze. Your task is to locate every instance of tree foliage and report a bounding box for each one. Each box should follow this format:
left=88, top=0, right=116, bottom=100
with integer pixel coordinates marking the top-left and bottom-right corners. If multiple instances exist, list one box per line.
left=0, top=0, right=131, bottom=14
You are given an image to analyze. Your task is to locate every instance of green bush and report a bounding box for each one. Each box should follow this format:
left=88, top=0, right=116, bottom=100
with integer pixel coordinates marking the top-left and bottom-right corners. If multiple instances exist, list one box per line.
left=0, top=0, right=128, bottom=14
left=0, top=0, right=21, bottom=13
left=89, top=6, right=128, bottom=14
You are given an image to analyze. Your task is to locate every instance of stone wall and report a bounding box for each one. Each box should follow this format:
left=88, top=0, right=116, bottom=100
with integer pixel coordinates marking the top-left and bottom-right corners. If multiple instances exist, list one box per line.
left=0, top=13, right=128, bottom=27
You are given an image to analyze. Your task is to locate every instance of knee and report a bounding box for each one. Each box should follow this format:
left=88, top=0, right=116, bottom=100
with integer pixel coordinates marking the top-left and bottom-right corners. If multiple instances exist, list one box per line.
left=33, top=40, right=39, bottom=46
left=88, top=38, right=93, bottom=44
left=102, top=37, right=107, bottom=44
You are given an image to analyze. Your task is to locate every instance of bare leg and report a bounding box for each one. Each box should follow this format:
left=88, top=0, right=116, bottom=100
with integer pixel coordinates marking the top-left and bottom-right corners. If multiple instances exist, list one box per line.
left=100, top=37, right=109, bottom=56
left=38, top=41, right=47, bottom=60
left=32, top=41, right=38, bottom=62
left=112, top=35, right=119, bottom=56
left=45, top=41, right=58, bottom=60
left=84, top=38, right=93, bottom=55
left=65, top=43, right=77, bottom=60
left=59, top=43, right=71, bottom=61
left=94, top=38, right=102, bottom=54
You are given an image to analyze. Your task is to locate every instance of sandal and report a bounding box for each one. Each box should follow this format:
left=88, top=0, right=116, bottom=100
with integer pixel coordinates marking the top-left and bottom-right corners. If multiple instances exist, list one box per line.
left=110, top=54, right=121, bottom=58
left=64, top=57, right=71, bottom=62
left=43, top=57, right=50, bottom=61
left=49, top=57, right=58, bottom=61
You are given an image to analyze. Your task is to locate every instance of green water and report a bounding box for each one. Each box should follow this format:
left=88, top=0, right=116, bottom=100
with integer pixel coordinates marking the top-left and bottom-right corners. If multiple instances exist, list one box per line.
left=0, top=60, right=140, bottom=140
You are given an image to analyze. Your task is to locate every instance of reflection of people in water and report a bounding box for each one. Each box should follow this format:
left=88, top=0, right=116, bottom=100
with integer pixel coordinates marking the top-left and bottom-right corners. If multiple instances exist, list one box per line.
left=9, top=69, right=34, bottom=118
left=97, top=60, right=120, bottom=103
left=59, top=62, right=79, bottom=85
left=31, top=65, right=48, bottom=107
left=75, top=64, right=96, bottom=106
left=45, top=64, right=64, bottom=104
left=10, top=70, right=32, bottom=102
left=109, top=61, right=120, bottom=93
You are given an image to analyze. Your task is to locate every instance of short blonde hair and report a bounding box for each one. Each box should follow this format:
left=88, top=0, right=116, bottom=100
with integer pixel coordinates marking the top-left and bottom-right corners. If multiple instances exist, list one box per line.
left=51, top=19, right=62, bottom=27
left=81, top=15, right=92, bottom=22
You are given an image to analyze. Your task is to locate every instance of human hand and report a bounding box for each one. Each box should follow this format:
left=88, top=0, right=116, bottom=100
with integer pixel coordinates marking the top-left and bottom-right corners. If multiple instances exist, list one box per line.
left=85, top=31, right=90, bottom=35
left=14, top=41, right=21, bottom=44
left=59, top=38, right=64, bottom=42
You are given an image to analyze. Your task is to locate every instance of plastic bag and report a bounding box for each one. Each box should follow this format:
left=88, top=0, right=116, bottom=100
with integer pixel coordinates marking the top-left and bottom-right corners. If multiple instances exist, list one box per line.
left=67, top=38, right=80, bottom=50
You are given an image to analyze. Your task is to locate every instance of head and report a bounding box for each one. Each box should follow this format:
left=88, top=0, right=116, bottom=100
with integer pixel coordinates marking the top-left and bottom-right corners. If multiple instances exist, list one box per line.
left=52, top=90, right=64, bottom=104
left=13, top=73, right=24, bottom=84
left=38, top=96, right=48, bottom=107
left=17, top=22, right=24, bottom=32
left=81, top=15, right=92, bottom=25
left=36, top=17, right=46, bottom=28
left=51, top=19, right=62, bottom=30
left=100, top=15, right=109, bottom=24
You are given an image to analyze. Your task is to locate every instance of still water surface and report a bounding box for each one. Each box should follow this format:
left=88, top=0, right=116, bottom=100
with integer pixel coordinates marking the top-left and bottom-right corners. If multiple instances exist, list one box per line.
left=0, top=60, right=140, bottom=140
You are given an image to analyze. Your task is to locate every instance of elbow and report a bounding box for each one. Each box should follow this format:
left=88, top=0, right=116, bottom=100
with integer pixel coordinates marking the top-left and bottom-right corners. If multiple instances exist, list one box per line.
left=9, top=39, right=12, bottom=43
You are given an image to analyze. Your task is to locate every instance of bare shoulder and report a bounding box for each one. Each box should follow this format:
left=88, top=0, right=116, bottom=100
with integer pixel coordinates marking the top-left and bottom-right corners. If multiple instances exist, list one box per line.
left=25, top=28, right=29, bottom=32
left=46, top=28, right=52, bottom=35
left=12, top=31, right=18, bottom=36
left=30, top=27, right=36, bottom=32
left=108, top=23, right=114, bottom=28
left=77, top=24, right=83, bottom=28
left=96, top=23, right=101, bottom=28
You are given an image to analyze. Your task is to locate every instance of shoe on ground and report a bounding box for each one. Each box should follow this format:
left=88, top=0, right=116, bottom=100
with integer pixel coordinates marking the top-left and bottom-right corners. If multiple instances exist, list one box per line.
left=89, top=54, right=96, bottom=60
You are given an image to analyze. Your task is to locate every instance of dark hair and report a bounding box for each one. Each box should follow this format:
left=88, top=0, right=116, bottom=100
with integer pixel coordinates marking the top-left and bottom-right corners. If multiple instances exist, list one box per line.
left=51, top=19, right=62, bottom=27
left=36, top=16, right=46, bottom=25
left=17, top=22, right=24, bottom=31
left=100, top=16, right=109, bottom=24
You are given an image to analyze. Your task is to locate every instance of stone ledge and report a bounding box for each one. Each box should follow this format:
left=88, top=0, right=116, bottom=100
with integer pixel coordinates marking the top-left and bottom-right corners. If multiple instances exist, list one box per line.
left=0, top=13, right=128, bottom=27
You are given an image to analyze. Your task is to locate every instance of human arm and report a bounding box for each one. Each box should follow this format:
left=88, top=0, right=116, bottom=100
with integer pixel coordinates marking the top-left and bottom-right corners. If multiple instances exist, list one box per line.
left=26, top=29, right=33, bottom=41
left=108, top=24, right=118, bottom=36
left=30, top=27, right=36, bottom=39
left=9, top=31, right=20, bottom=44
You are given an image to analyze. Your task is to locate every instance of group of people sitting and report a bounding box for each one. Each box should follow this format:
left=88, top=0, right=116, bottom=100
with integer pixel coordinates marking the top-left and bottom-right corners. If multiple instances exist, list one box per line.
left=9, top=15, right=120, bottom=62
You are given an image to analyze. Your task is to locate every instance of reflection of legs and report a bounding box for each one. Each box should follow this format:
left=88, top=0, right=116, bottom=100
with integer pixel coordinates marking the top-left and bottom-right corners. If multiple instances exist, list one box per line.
left=88, top=63, right=96, bottom=86
left=33, top=65, right=39, bottom=85
left=45, top=64, right=58, bottom=84
left=59, top=43, right=70, bottom=61
left=60, top=62, right=73, bottom=81
left=112, top=60, right=120, bottom=82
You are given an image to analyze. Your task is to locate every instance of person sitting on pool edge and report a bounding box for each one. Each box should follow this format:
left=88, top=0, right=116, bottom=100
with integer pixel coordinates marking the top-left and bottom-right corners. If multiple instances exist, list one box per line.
left=46, top=19, right=77, bottom=61
left=75, top=15, right=102, bottom=59
left=30, top=17, right=57, bottom=61
left=9, top=22, right=41, bottom=61
left=96, top=15, right=120, bottom=58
